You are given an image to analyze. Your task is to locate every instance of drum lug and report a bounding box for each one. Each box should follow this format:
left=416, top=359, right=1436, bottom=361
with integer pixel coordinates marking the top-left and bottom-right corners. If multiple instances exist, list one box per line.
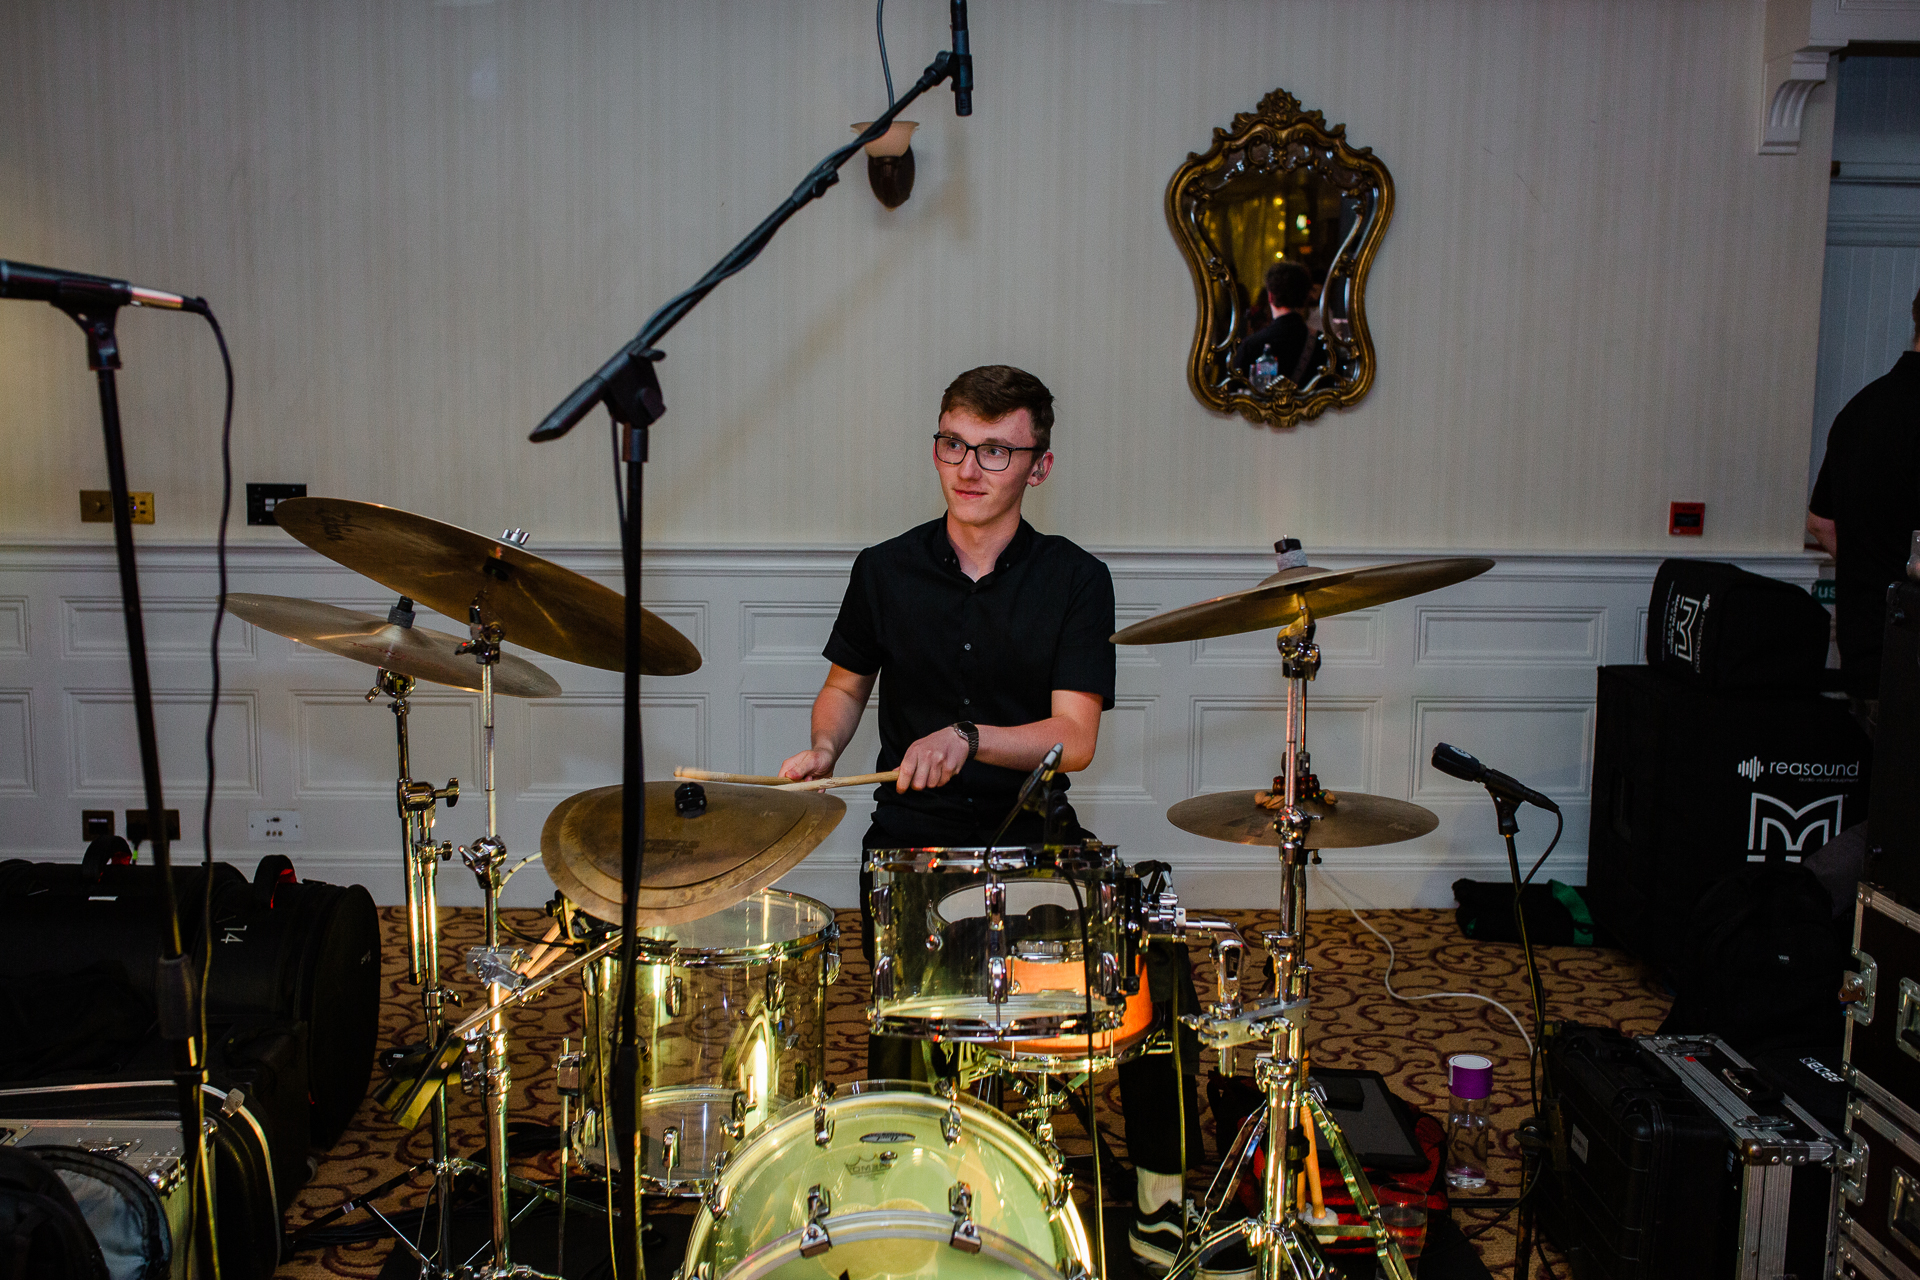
left=943, top=1103, right=963, bottom=1146
left=823, top=949, right=842, bottom=987
left=810, top=1080, right=836, bottom=1104
left=871, top=885, right=892, bottom=929
left=555, top=1049, right=585, bottom=1100
left=703, top=1175, right=730, bottom=1222
left=799, top=1185, right=833, bottom=1257
left=1045, top=1173, right=1070, bottom=1210
left=925, top=904, right=944, bottom=952
left=814, top=1103, right=835, bottom=1147
left=665, top=973, right=686, bottom=1019
left=873, top=954, right=895, bottom=1001
left=948, top=1182, right=983, bottom=1253
left=988, top=955, right=1009, bottom=1003
left=935, top=1077, right=958, bottom=1101
left=662, top=1124, right=681, bottom=1172
left=1097, top=951, right=1119, bottom=998
left=723, top=1089, right=749, bottom=1140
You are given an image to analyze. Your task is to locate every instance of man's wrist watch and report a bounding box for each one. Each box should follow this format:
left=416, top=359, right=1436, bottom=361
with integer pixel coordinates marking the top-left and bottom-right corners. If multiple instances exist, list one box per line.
left=951, top=721, right=979, bottom=762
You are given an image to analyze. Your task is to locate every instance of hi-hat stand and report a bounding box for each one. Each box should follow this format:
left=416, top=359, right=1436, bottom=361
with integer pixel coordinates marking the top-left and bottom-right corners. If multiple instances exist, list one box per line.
left=1174, top=614, right=1415, bottom=1280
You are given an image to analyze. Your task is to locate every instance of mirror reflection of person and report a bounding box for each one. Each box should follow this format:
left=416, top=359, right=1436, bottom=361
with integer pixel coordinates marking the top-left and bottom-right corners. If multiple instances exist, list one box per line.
left=1234, top=260, right=1312, bottom=381
left=779, top=366, right=1206, bottom=1274
left=1807, top=286, right=1920, bottom=731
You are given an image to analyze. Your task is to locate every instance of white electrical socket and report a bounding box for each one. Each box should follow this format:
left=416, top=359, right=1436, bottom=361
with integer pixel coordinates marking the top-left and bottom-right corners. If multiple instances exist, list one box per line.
left=247, top=809, right=304, bottom=842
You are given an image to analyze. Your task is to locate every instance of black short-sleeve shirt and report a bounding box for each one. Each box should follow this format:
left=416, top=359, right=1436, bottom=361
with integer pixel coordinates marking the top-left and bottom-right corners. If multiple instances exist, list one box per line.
left=1809, top=351, right=1920, bottom=696
left=824, top=516, right=1117, bottom=844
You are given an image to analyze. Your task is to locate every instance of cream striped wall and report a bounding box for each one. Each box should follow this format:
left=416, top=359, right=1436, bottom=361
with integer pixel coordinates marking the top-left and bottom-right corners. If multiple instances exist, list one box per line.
left=0, top=542, right=1823, bottom=910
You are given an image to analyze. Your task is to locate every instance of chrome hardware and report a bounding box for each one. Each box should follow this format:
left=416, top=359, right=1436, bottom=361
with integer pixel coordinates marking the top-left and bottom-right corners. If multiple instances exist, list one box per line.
left=871, top=885, right=892, bottom=929
left=984, top=878, right=1006, bottom=928
left=662, top=1125, right=680, bottom=1172
left=722, top=1089, right=750, bottom=1141
left=703, top=1177, right=731, bottom=1221
left=799, top=1185, right=833, bottom=1257
left=987, top=955, right=1009, bottom=1002
left=1143, top=888, right=1185, bottom=937
left=1846, top=1132, right=1869, bottom=1205
left=464, top=945, right=529, bottom=992
left=555, top=1050, right=585, bottom=1099
left=949, top=1182, right=983, bottom=1253
left=500, top=527, right=531, bottom=546
left=1899, top=977, right=1920, bottom=1064
left=1098, top=951, right=1120, bottom=998
left=926, top=904, right=944, bottom=952
left=766, top=972, right=786, bottom=1008
left=944, top=1104, right=963, bottom=1146
left=874, top=954, right=895, bottom=1001
left=810, top=1080, right=836, bottom=1104
left=934, top=1078, right=958, bottom=1101
left=460, top=1044, right=487, bottom=1097
left=1847, top=952, right=1879, bottom=1025
left=1894, top=1167, right=1920, bottom=1252
left=1097, top=881, right=1115, bottom=920
left=824, top=949, right=842, bottom=986
left=665, top=973, right=686, bottom=1018
left=1212, top=931, right=1247, bottom=1016
left=814, top=1103, right=834, bottom=1147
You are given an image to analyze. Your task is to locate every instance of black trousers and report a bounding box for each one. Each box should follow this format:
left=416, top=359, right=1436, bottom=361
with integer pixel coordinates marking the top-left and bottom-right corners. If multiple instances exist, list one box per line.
left=857, top=818, right=1204, bottom=1177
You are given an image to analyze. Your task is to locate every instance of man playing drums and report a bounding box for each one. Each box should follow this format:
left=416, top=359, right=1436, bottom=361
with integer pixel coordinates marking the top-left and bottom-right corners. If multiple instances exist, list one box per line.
left=780, top=365, right=1208, bottom=1274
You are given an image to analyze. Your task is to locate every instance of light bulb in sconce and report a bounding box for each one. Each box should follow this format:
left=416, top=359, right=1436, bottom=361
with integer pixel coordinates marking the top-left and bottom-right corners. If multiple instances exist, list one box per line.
left=852, top=121, right=918, bottom=209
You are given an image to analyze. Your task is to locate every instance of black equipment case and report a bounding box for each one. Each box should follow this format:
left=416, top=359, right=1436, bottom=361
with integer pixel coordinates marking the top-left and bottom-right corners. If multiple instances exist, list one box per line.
left=1645, top=558, right=1831, bottom=690
left=1586, top=665, right=1871, bottom=974
left=1837, top=884, right=1920, bottom=1280
left=1539, top=1023, right=1838, bottom=1280
left=1866, top=579, right=1920, bottom=902
left=0, top=1079, right=284, bottom=1280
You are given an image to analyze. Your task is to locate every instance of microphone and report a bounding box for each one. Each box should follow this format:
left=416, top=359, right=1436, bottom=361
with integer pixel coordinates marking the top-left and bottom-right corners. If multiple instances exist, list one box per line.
left=0, top=260, right=203, bottom=313
left=1430, top=743, right=1559, bottom=814
left=1011, top=742, right=1064, bottom=814
left=949, top=0, right=973, bottom=116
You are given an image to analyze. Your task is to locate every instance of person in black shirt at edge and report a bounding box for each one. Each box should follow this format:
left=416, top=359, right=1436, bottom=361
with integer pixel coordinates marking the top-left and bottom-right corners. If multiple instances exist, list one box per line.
left=1807, top=285, right=1920, bottom=732
left=1233, top=259, right=1312, bottom=380
left=779, top=365, right=1213, bottom=1275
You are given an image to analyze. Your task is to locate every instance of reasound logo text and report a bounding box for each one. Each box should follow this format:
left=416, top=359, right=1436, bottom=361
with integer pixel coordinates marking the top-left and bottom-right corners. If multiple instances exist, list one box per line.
left=1733, top=758, right=1860, bottom=781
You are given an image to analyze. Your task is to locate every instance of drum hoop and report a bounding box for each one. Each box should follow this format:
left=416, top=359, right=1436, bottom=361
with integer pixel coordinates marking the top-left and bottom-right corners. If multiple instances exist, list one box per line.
left=864, top=844, right=1119, bottom=875
left=720, top=1210, right=1067, bottom=1280
left=626, top=889, right=839, bottom=966
left=871, top=1007, right=1124, bottom=1042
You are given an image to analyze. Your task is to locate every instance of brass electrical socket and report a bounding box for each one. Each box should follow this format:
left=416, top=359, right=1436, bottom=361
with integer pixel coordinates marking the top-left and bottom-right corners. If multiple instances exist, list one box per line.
left=79, top=490, right=154, bottom=524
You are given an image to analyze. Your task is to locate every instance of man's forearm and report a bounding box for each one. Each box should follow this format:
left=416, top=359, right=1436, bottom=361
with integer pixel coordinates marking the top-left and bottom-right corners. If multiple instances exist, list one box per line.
left=811, top=684, right=867, bottom=760
left=975, top=716, right=1096, bottom=773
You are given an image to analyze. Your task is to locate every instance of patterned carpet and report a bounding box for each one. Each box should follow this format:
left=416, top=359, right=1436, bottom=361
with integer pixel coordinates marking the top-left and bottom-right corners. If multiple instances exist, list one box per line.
left=272, top=903, right=1672, bottom=1279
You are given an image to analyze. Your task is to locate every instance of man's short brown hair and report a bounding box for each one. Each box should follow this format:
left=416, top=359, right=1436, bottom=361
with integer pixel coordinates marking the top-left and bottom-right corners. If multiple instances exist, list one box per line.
left=940, top=365, right=1055, bottom=455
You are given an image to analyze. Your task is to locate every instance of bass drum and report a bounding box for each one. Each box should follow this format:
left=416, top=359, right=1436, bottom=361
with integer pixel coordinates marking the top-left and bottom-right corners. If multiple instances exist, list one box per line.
left=677, top=1082, right=1093, bottom=1280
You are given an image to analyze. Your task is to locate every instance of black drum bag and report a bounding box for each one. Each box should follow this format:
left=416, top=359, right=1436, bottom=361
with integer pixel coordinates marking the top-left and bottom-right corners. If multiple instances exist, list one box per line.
left=0, top=858, right=380, bottom=1148
left=1646, top=558, right=1830, bottom=690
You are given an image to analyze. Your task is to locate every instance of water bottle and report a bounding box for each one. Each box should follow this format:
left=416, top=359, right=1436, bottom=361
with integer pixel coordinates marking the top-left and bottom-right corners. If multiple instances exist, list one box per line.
left=1251, top=345, right=1279, bottom=391
left=1444, top=1053, right=1493, bottom=1192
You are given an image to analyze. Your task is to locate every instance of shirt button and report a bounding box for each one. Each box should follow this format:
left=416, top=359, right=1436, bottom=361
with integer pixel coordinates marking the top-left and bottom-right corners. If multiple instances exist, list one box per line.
left=963, top=643, right=971, bottom=651
left=962, top=698, right=970, bottom=706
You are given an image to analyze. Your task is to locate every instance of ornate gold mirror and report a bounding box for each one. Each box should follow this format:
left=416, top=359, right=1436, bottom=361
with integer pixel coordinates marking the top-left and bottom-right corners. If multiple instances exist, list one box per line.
left=1168, top=89, right=1394, bottom=428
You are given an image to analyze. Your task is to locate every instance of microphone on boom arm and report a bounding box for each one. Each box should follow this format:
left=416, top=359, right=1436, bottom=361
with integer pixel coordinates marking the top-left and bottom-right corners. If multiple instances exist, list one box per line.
left=0, top=260, right=204, bottom=313
left=950, top=0, right=973, bottom=116
left=1430, top=742, right=1560, bottom=814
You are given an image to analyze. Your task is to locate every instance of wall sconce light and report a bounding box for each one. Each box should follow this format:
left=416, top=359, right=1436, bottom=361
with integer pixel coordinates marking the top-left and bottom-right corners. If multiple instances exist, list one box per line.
left=852, top=121, right=918, bottom=209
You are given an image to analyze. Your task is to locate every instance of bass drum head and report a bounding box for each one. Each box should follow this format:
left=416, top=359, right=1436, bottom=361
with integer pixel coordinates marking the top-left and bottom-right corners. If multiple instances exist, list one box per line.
left=681, top=1083, right=1089, bottom=1280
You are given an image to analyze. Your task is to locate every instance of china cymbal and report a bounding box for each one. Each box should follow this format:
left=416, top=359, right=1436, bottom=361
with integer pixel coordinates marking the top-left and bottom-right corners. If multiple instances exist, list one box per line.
left=1167, top=789, right=1438, bottom=849
left=541, top=781, right=845, bottom=925
left=272, top=497, right=702, bottom=676
left=1112, top=557, right=1496, bottom=646
left=226, top=594, right=562, bottom=698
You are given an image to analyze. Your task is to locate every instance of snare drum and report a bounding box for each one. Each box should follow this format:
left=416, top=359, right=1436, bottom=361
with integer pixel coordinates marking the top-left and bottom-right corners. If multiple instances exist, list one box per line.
left=676, top=1082, right=1094, bottom=1280
left=865, top=846, right=1138, bottom=1044
left=572, top=888, right=839, bottom=1194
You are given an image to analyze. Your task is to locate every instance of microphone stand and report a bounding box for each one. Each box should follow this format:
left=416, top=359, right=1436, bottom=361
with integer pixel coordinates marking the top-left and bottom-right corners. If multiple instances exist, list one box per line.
left=47, top=295, right=221, bottom=1279
left=1483, top=788, right=1551, bottom=1280
left=527, top=43, right=966, bottom=1280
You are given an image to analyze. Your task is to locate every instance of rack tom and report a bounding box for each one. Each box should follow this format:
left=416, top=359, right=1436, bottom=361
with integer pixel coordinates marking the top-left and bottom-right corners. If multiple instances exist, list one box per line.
left=572, top=888, right=839, bottom=1194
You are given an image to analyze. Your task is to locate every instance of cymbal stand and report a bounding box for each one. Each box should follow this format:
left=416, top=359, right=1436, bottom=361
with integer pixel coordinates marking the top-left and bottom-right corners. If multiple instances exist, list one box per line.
left=378, top=666, right=463, bottom=1269
left=1171, top=615, right=1412, bottom=1280
left=455, top=611, right=560, bottom=1280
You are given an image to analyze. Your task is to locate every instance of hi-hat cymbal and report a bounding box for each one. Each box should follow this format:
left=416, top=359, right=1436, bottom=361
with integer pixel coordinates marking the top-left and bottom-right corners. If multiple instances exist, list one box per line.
left=226, top=593, right=562, bottom=698
left=1167, top=789, right=1438, bottom=849
left=541, top=781, right=845, bottom=925
left=1112, top=557, right=1496, bottom=646
left=272, top=497, right=701, bottom=676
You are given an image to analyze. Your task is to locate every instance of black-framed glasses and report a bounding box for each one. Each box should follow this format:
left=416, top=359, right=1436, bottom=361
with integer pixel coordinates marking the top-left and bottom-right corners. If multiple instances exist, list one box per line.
left=933, top=433, right=1039, bottom=472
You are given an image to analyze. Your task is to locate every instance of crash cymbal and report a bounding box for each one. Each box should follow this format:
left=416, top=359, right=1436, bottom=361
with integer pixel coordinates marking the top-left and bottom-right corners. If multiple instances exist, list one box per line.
left=1111, top=557, right=1495, bottom=646
left=1166, top=788, right=1438, bottom=849
left=541, top=781, right=845, bottom=925
left=226, top=594, right=562, bottom=698
left=271, top=497, right=702, bottom=676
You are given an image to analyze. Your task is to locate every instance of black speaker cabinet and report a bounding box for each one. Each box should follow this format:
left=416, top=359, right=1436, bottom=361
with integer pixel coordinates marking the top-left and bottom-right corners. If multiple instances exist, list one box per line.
left=1867, top=580, right=1920, bottom=906
left=1586, top=665, right=1871, bottom=976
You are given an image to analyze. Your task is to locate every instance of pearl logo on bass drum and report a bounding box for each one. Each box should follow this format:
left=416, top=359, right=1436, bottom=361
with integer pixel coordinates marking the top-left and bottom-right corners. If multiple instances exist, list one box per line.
left=1746, top=792, right=1846, bottom=859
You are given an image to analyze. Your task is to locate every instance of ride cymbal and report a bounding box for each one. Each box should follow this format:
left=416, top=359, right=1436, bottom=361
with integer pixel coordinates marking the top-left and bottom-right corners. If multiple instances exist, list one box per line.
left=1112, top=557, right=1495, bottom=646
left=272, top=497, right=701, bottom=676
left=225, top=594, right=562, bottom=698
left=1166, top=789, right=1438, bottom=849
left=541, top=781, right=845, bottom=925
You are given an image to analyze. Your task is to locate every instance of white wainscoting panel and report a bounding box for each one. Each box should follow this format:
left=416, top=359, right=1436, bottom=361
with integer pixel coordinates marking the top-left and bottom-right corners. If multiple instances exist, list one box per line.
left=0, top=542, right=1824, bottom=912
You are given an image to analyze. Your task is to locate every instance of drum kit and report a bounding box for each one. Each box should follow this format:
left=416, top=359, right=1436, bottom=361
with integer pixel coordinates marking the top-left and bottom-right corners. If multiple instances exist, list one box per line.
left=251, top=495, right=1492, bottom=1280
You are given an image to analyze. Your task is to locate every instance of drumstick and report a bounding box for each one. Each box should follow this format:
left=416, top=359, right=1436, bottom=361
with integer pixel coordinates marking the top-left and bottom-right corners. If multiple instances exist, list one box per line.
left=672, top=767, right=790, bottom=785
left=519, top=919, right=565, bottom=979
left=772, top=770, right=900, bottom=793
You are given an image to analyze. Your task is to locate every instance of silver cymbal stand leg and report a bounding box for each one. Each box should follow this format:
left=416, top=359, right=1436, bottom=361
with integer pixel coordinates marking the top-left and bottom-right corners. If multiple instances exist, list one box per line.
left=373, top=668, right=461, bottom=1274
